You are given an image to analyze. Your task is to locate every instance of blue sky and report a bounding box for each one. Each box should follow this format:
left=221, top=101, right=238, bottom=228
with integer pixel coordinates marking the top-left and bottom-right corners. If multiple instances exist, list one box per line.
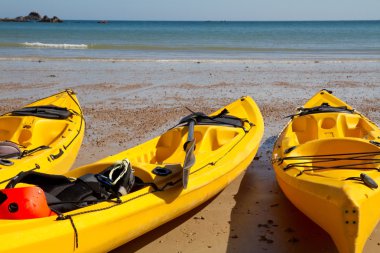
left=0, top=0, right=379, bottom=21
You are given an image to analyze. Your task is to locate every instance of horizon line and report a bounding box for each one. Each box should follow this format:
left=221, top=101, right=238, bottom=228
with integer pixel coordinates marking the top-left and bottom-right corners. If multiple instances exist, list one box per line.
left=50, top=19, right=380, bottom=22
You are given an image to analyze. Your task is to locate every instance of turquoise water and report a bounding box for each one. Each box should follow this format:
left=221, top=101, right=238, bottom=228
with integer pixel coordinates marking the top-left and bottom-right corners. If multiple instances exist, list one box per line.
left=0, top=21, right=379, bottom=59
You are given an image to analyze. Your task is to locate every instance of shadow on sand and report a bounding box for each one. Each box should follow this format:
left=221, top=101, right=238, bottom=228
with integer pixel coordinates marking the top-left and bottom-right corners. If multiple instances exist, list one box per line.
left=226, top=136, right=338, bottom=253
left=111, top=194, right=220, bottom=252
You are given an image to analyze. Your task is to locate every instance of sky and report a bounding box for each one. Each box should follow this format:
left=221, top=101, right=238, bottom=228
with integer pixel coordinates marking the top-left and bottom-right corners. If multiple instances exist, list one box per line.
left=0, top=0, right=379, bottom=21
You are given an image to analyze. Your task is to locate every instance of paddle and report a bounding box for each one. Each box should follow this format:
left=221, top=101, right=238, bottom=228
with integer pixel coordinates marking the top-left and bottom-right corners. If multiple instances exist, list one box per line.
left=182, top=118, right=196, bottom=189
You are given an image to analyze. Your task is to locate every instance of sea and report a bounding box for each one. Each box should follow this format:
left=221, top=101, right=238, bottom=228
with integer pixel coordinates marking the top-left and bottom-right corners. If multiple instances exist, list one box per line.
left=0, top=20, right=379, bottom=60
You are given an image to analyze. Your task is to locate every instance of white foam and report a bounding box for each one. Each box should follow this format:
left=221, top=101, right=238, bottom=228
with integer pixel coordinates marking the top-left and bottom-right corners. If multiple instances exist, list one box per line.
left=0, top=56, right=379, bottom=64
left=21, top=42, right=88, bottom=49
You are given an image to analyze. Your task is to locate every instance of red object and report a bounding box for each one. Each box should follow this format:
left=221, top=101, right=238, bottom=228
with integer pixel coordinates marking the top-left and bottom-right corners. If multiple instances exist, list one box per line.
left=0, top=187, right=55, bottom=219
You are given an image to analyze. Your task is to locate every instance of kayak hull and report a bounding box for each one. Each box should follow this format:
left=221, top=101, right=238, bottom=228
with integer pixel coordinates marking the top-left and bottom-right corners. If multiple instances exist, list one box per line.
left=0, top=89, right=85, bottom=186
left=0, top=96, right=264, bottom=252
left=272, top=90, right=380, bottom=253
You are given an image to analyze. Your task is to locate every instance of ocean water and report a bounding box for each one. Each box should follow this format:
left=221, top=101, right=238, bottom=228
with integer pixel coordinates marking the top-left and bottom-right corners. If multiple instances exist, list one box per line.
left=0, top=21, right=379, bottom=60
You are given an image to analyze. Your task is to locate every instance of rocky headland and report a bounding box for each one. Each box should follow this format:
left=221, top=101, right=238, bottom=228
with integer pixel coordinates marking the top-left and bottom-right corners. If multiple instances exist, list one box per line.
left=0, top=12, right=62, bottom=23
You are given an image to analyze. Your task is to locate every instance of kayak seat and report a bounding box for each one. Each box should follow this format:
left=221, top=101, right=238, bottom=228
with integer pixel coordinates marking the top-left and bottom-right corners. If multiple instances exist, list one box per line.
left=15, top=119, right=68, bottom=149
left=0, top=117, right=24, bottom=142
left=292, top=113, right=372, bottom=144
left=0, top=115, right=69, bottom=150
left=292, top=116, right=318, bottom=144
left=0, top=105, right=71, bottom=149
left=154, top=127, right=198, bottom=164
left=339, top=114, right=375, bottom=139
left=154, top=128, right=183, bottom=164
left=26, top=120, right=69, bottom=148
left=153, top=125, right=241, bottom=164
left=196, top=126, right=240, bottom=153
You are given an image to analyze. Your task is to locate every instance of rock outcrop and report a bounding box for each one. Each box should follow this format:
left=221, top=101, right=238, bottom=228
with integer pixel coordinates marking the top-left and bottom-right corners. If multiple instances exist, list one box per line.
left=39, top=15, right=62, bottom=23
left=0, top=12, right=62, bottom=23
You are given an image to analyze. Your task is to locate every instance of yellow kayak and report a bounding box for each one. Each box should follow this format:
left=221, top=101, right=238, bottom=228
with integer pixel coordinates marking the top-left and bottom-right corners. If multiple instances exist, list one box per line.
left=0, top=89, right=85, bottom=186
left=272, top=89, right=380, bottom=253
left=0, top=96, right=263, bottom=252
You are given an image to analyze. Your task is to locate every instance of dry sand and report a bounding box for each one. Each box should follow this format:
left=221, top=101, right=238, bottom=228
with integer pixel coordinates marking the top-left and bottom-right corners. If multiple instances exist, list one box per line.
left=1, top=58, right=380, bottom=252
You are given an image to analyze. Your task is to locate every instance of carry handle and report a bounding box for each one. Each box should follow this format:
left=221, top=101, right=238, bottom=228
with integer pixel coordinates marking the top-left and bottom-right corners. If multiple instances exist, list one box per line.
left=50, top=149, right=64, bottom=160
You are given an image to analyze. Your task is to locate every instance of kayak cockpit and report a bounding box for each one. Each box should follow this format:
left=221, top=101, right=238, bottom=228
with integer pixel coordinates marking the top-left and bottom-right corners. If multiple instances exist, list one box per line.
left=289, top=113, right=378, bottom=145
left=0, top=111, right=72, bottom=153
left=132, top=125, right=243, bottom=165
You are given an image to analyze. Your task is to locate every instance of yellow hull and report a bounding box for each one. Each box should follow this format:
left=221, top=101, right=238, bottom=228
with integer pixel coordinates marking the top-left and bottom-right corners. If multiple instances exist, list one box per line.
left=0, top=96, right=264, bottom=252
left=0, top=89, right=85, bottom=186
left=272, top=90, right=380, bottom=253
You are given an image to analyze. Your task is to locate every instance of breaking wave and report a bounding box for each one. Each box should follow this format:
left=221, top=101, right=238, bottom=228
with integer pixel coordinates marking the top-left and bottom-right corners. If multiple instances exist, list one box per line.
left=21, top=42, right=88, bottom=49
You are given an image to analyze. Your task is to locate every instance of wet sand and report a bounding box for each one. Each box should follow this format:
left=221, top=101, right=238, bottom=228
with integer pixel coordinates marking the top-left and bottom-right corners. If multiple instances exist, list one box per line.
left=1, top=58, right=380, bottom=252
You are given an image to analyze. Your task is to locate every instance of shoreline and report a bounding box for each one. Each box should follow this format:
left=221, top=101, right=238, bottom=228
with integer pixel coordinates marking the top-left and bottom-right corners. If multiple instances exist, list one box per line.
left=1, top=56, right=380, bottom=63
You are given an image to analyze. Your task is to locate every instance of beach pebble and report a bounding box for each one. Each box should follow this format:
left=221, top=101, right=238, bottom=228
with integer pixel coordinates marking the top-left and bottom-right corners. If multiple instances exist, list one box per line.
left=284, top=227, right=295, bottom=233
left=288, top=236, right=299, bottom=243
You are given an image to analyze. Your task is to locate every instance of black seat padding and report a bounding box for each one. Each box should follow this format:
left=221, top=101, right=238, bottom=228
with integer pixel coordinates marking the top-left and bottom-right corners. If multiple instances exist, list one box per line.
left=11, top=105, right=72, bottom=119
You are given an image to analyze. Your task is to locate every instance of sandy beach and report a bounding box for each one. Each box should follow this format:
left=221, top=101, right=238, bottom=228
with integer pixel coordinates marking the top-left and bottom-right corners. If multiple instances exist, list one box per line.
left=1, top=57, right=380, bottom=252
